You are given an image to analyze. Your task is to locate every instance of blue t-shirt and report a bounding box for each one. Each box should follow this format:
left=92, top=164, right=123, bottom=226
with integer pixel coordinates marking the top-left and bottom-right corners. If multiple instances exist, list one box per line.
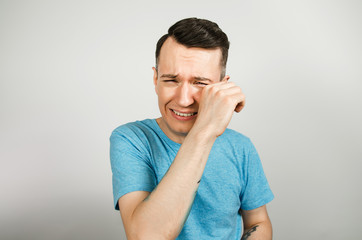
left=110, top=119, right=273, bottom=240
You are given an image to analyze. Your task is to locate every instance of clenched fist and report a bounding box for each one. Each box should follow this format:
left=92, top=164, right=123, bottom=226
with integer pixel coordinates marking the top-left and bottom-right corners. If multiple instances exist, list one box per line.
left=193, top=76, right=245, bottom=137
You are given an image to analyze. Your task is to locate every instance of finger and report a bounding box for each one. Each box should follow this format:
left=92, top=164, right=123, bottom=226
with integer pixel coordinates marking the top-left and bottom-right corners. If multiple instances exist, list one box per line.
left=235, top=100, right=245, bottom=113
left=218, top=85, right=241, bottom=95
left=205, top=81, right=236, bottom=92
left=222, top=87, right=244, bottom=113
left=217, top=86, right=245, bottom=111
left=234, top=92, right=245, bottom=112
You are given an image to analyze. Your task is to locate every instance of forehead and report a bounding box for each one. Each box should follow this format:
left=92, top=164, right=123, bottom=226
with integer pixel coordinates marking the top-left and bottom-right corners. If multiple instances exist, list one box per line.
left=158, top=37, right=222, bottom=78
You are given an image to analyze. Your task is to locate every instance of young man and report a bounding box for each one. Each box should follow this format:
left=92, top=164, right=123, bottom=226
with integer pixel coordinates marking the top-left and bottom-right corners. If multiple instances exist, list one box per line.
left=110, top=18, right=274, bottom=240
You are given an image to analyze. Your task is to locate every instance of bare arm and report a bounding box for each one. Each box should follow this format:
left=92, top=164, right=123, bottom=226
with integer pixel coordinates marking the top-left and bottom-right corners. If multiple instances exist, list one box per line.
left=240, top=205, right=272, bottom=240
left=119, top=81, right=245, bottom=240
left=120, top=129, right=216, bottom=240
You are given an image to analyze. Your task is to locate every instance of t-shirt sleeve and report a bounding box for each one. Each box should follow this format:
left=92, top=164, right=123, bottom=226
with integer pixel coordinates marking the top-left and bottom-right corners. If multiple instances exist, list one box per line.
left=110, top=127, right=156, bottom=210
left=240, top=140, right=274, bottom=210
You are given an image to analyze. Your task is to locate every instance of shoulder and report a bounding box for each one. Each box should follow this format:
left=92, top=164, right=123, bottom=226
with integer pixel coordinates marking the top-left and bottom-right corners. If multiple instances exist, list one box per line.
left=110, top=119, right=159, bottom=154
left=110, top=119, right=157, bottom=163
left=110, top=119, right=155, bottom=141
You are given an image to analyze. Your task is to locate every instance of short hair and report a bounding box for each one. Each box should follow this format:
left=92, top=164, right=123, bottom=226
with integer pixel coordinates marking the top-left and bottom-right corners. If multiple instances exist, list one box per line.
left=155, top=17, right=230, bottom=78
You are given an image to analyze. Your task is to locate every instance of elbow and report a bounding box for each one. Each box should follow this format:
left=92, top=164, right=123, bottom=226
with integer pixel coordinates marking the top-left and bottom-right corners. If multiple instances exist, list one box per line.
left=127, top=223, right=176, bottom=240
left=133, top=230, right=177, bottom=240
left=126, top=209, right=179, bottom=240
left=129, top=232, right=172, bottom=240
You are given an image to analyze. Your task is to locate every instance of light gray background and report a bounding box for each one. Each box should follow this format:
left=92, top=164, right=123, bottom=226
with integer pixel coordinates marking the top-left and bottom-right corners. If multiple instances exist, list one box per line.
left=1, top=0, right=361, bottom=239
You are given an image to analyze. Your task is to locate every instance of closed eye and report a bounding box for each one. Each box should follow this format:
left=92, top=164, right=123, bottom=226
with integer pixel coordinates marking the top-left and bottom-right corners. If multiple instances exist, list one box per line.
left=195, top=81, right=208, bottom=86
left=163, top=79, right=177, bottom=83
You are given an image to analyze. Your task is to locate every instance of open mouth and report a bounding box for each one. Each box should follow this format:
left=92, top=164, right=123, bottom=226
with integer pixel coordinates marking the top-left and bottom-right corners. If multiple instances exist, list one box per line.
left=171, top=109, right=197, bottom=117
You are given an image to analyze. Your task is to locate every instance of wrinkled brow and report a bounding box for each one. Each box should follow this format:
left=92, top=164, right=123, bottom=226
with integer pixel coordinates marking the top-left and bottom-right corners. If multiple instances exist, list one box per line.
left=194, top=76, right=212, bottom=82
left=160, top=74, right=212, bottom=82
left=160, top=74, right=178, bottom=78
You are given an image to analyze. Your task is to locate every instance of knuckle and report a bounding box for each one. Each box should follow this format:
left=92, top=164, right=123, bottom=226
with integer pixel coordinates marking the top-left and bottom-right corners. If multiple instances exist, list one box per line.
left=215, top=90, right=224, bottom=98
left=204, top=84, right=212, bottom=90
left=209, top=86, right=218, bottom=95
left=224, top=96, right=233, bottom=105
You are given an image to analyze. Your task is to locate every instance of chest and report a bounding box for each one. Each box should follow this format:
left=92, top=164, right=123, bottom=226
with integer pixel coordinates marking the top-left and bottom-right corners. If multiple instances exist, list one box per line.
left=150, top=144, right=244, bottom=213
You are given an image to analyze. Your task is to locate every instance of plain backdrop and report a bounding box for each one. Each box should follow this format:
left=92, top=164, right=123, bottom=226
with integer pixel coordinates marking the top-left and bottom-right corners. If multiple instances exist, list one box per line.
left=1, top=0, right=361, bottom=239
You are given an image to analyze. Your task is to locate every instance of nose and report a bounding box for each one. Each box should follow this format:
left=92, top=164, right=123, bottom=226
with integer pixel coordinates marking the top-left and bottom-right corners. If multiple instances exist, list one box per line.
left=175, top=82, right=196, bottom=107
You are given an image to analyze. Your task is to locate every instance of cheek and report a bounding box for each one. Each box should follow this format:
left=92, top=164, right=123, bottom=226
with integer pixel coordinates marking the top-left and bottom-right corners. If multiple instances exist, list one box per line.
left=191, top=87, right=202, bottom=102
left=157, top=87, right=174, bottom=103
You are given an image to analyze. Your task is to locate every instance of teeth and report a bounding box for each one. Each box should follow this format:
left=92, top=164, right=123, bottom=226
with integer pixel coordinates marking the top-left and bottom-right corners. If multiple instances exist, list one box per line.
left=172, top=110, right=196, bottom=117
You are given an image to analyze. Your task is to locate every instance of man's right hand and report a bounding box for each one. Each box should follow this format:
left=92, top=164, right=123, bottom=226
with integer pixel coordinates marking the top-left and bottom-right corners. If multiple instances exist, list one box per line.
left=192, top=76, right=245, bottom=137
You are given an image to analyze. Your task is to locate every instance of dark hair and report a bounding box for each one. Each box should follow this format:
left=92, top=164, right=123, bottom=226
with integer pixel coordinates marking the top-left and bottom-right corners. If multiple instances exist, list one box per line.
left=155, top=17, right=230, bottom=78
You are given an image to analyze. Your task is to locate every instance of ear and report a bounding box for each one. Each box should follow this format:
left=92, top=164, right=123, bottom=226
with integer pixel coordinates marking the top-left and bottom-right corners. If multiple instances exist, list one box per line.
left=222, top=75, right=230, bottom=82
left=152, top=67, right=158, bottom=94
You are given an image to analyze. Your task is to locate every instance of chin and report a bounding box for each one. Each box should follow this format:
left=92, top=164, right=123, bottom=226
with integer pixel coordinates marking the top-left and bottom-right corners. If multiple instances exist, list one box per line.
left=170, top=124, right=192, bottom=135
left=167, top=121, right=194, bottom=135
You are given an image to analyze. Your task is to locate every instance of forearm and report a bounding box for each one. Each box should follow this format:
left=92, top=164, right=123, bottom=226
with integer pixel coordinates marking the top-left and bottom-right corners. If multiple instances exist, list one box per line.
left=130, top=129, right=216, bottom=239
left=241, top=220, right=272, bottom=240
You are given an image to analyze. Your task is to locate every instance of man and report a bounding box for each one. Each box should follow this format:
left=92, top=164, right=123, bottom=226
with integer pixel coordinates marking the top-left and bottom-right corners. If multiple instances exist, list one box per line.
left=110, top=18, right=274, bottom=240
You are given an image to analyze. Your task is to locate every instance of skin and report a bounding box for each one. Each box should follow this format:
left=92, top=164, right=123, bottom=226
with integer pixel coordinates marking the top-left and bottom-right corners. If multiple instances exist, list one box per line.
left=241, top=205, right=272, bottom=239
left=153, top=37, right=235, bottom=143
left=117, top=37, right=272, bottom=240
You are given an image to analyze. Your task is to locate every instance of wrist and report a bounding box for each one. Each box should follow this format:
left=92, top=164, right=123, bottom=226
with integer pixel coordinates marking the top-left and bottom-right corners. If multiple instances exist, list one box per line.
left=187, top=124, right=217, bottom=144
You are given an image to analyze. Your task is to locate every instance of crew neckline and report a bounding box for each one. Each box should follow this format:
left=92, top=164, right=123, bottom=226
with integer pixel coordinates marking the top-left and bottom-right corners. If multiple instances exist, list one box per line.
left=148, top=118, right=181, bottom=148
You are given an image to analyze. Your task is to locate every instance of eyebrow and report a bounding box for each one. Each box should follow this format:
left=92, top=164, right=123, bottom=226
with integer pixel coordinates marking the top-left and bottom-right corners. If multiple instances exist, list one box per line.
left=160, top=74, right=178, bottom=79
left=194, top=76, right=212, bottom=82
left=160, top=74, right=212, bottom=82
